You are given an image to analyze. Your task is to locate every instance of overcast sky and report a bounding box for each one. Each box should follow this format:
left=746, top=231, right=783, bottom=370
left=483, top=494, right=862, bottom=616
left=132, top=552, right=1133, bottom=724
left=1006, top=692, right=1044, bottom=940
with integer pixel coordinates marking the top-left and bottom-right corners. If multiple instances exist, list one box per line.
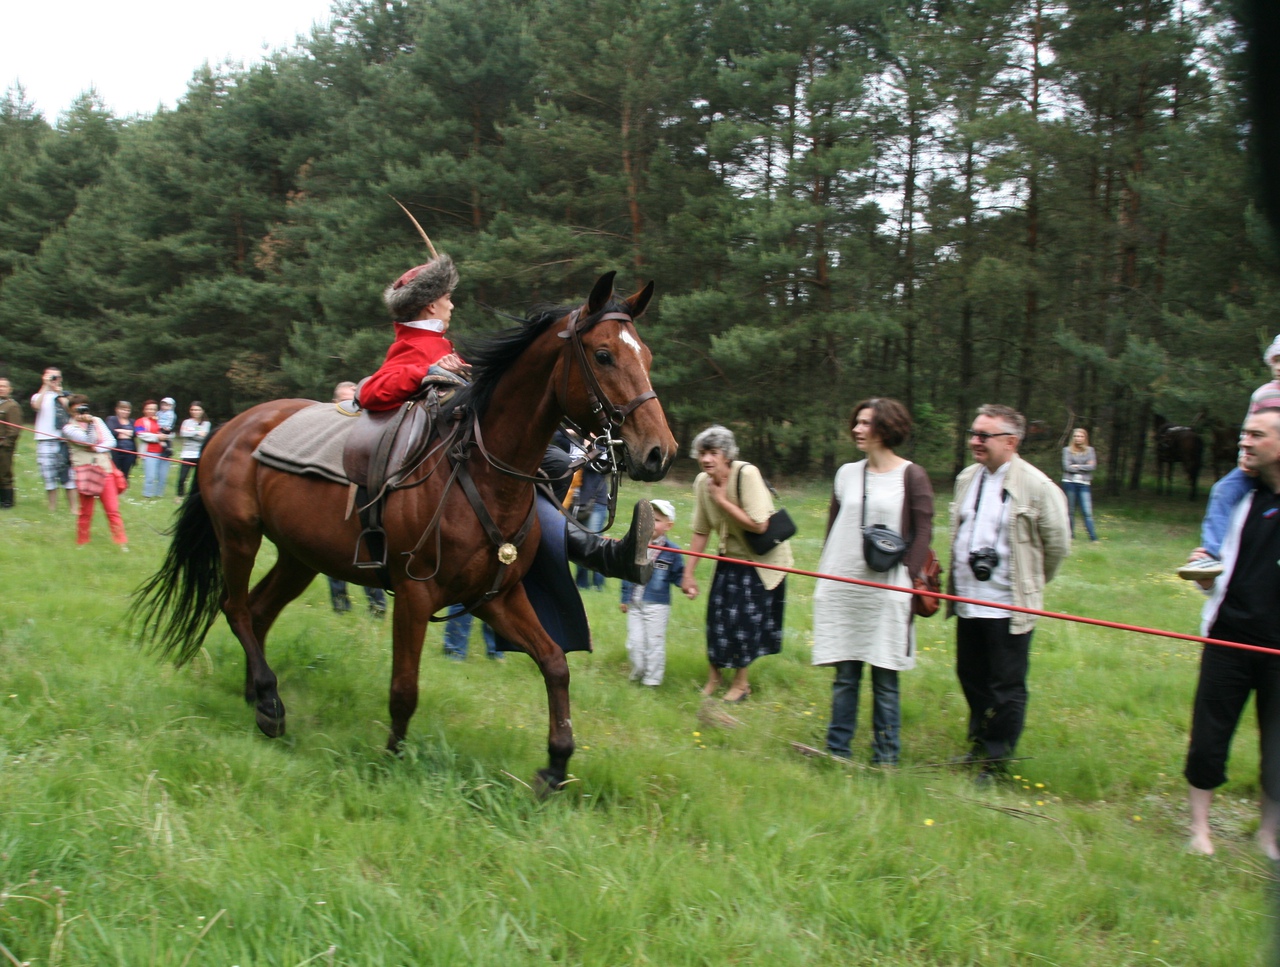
left=2, top=0, right=338, bottom=120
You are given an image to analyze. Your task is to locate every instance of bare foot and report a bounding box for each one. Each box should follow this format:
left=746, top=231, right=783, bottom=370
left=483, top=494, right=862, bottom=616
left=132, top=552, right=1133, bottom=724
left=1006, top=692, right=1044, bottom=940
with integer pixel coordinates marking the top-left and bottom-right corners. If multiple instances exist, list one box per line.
left=1188, top=829, right=1215, bottom=856
left=700, top=681, right=720, bottom=697
left=1257, top=832, right=1280, bottom=862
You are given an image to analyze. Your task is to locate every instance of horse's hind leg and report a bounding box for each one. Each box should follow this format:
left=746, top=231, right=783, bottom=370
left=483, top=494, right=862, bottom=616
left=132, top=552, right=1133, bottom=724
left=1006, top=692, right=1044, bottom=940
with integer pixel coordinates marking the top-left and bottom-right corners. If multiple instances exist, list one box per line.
left=241, top=553, right=320, bottom=718
left=219, top=534, right=313, bottom=738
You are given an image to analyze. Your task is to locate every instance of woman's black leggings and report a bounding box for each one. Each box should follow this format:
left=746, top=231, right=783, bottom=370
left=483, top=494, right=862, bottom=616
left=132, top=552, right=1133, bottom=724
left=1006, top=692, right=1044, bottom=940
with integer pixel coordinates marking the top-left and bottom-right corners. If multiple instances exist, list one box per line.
left=177, top=458, right=199, bottom=497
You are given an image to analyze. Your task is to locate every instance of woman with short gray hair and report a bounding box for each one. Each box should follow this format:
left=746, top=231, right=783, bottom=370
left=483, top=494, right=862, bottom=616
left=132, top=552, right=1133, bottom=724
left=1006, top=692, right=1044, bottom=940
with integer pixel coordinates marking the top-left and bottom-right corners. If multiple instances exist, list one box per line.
left=681, top=425, right=792, bottom=702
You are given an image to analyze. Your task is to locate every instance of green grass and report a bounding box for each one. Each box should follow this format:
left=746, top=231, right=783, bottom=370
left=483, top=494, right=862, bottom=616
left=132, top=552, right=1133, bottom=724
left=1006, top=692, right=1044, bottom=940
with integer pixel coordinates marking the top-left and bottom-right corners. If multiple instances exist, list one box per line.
left=0, top=451, right=1275, bottom=965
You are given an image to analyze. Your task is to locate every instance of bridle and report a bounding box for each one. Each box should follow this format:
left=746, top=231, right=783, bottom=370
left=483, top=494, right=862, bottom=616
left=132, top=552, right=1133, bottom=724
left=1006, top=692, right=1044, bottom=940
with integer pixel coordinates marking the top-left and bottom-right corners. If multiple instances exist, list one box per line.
left=560, top=307, right=657, bottom=430
left=555, top=305, right=658, bottom=531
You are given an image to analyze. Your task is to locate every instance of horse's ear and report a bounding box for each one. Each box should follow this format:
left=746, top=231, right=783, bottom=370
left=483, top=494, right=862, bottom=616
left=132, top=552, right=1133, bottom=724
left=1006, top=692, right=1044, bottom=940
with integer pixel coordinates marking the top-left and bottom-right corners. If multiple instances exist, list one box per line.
left=586, top=271, right=617, bottom=315
left=624, top=280, right=655, bottom=320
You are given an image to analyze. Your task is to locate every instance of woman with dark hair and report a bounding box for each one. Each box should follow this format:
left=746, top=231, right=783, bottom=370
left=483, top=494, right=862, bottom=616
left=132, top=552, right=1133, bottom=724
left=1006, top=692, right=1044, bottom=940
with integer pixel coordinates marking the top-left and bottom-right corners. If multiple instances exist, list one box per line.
left=811, top=398, right=933, bottom=764
left=105, top=401, right=136, bottom=480
left=134, top=400, right=165, bottom=498
left=176, top=401, right=211, bottom=500
left=62, top=395, right=128, bottom=549
left=681, top=424, right=792, bottom=703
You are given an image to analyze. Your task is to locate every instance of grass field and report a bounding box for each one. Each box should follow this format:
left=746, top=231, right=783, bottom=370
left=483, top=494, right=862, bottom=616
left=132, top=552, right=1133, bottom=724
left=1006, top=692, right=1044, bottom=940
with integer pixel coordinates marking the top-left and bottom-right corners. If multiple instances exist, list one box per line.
left=1, top=448, right=1276, bottom=965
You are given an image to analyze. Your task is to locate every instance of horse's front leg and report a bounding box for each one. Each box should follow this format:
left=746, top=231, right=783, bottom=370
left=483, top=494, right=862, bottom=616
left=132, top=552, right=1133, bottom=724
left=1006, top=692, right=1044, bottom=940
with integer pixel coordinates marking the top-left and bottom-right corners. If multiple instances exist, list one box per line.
left=480, top=587, right=574, bottom=794
left=387, top=583, right=433, bottom=753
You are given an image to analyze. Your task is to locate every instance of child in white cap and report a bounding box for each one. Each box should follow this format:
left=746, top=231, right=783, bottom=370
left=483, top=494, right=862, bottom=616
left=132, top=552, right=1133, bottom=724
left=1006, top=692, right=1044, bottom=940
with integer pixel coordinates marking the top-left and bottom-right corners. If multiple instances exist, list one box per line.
left=619, top=499, right=690, bottom=686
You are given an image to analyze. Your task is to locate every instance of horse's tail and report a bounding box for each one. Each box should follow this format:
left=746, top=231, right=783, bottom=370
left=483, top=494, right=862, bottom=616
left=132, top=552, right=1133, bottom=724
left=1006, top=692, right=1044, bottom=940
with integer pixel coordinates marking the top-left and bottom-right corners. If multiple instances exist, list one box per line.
left=128, top=473, right=224, bottom=666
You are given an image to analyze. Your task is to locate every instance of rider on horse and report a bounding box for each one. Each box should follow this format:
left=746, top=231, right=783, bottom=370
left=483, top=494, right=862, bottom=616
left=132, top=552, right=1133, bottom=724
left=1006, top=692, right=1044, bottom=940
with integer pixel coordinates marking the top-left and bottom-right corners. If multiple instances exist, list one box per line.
left=361, top=253, right=469, bottom=408
left=359, top=250, right=657, bottom=605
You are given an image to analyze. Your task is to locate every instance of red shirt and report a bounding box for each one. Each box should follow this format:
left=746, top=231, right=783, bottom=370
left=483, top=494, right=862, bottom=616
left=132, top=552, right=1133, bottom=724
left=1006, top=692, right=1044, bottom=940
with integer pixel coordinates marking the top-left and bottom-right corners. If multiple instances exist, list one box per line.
left=134, top=416, right=163, bottom=454
left=360, top=324, right=456, bottom=412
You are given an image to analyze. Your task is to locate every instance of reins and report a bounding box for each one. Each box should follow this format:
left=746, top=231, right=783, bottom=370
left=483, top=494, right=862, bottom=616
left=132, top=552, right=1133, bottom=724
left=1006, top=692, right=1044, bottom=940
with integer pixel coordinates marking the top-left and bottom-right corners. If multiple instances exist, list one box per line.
left=395, top=302, right=657, bottom=618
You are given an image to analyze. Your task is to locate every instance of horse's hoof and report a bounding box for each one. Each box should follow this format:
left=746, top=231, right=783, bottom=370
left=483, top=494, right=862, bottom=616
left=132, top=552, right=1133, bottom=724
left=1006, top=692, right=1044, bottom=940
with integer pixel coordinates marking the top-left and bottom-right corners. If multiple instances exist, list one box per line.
left=533, top=768, right=566, bottom=798
left=256, top=713, right=286, bottom=738
left=255, top=700, right=286, bottom=738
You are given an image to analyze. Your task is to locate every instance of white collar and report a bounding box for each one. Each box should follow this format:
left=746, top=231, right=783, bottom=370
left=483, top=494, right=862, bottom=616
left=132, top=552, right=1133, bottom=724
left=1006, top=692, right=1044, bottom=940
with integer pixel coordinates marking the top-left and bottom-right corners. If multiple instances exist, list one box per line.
left=400, top=318, right=447, bottom=333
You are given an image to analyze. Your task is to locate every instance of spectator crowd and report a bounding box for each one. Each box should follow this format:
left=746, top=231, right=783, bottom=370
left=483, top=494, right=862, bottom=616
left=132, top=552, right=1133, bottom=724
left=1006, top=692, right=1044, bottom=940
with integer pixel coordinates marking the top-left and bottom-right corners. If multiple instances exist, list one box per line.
left=2, top=331, right=1278, bottom=859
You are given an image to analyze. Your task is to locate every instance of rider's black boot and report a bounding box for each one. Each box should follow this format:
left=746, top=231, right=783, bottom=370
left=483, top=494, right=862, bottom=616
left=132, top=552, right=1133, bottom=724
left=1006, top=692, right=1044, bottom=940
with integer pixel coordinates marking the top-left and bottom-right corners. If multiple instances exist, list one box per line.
left=564, top=499, right=655, bottom=586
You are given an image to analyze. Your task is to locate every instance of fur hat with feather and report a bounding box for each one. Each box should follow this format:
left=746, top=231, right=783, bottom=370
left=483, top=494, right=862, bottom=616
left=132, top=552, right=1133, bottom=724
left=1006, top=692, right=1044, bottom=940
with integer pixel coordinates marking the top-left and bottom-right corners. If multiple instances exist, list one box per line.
left=383, top=254, right=459, bottom=322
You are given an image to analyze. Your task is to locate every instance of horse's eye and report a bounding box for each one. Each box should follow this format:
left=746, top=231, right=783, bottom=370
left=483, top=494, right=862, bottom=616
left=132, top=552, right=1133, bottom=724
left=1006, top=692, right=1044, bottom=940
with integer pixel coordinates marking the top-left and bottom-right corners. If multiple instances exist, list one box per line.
left=594, top=349, right=614, bottom=366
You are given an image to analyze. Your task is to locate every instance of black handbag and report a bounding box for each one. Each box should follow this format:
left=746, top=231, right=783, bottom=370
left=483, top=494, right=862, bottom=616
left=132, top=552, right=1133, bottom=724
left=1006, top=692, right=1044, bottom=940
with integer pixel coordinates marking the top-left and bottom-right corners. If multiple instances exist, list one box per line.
left=861, top=464, right=908, bottom=572
left=736, top=467, right=796, bottom=555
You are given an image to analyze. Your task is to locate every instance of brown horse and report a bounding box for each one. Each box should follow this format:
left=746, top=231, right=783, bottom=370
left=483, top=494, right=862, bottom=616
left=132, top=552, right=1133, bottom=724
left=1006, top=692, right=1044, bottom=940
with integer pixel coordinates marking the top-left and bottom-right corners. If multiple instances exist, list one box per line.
left=131, top=273, right=676, bottom=791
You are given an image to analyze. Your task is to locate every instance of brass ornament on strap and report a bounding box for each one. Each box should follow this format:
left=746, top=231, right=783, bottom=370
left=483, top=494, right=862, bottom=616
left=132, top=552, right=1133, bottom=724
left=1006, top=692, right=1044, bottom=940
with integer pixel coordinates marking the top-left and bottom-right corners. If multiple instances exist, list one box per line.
left=497, top=542, right=519, bottom=565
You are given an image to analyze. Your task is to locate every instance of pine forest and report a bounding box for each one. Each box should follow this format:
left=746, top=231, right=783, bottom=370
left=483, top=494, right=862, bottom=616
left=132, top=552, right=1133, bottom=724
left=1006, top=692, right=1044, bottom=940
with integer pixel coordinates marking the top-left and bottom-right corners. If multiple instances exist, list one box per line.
left=1, top=0, right=1275, bottom=487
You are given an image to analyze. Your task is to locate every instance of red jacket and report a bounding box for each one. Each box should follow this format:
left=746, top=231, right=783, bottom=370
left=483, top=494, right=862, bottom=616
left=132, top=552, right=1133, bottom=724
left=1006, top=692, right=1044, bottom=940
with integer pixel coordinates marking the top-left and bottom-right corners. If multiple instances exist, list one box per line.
left=360, top=324, right=456, bottom=412
left=133, top=416, right=164, bottom=454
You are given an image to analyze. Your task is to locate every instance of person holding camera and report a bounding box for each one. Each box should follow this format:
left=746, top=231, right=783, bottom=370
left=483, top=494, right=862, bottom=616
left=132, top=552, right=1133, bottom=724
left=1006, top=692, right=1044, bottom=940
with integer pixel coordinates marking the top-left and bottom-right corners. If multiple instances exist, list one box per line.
left=948, top=404, right=1070, bottom=783
left=811, top=398, right=934, bottom=765
left=61, top=395, right=128, bottom=549
left=30, top=367, right=76, bottom=512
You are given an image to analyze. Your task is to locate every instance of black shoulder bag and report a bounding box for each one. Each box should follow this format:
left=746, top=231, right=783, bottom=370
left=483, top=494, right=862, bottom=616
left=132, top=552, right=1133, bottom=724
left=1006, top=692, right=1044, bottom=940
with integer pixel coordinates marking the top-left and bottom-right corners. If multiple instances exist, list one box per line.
left=861, top=463, right=908, bottom=572
left=735, top=464, right=796, bottom=555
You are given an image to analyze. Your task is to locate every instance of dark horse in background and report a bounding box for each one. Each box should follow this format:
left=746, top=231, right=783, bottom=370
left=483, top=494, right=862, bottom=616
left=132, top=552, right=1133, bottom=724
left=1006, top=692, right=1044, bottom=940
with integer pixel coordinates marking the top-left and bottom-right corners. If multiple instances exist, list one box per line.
left=1208, top=419, right=1241, bottom=480
left=1153, top=413, right=1204, bottom=501
left=130, top=273, right=676, bottom=792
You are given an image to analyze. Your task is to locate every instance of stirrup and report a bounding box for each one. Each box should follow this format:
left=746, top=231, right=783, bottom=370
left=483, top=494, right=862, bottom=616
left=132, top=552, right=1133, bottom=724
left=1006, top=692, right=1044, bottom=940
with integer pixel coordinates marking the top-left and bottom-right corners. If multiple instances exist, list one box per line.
left=354, top=527, right=388, bottom=568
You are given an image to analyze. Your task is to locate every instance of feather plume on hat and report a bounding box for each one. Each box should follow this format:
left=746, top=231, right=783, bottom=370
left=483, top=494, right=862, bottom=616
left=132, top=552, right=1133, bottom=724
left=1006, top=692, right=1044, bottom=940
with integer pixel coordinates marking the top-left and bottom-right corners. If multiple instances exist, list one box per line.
left=383, top=197, right=458, bottom=322
left=383, top=255, right=459, bottom=322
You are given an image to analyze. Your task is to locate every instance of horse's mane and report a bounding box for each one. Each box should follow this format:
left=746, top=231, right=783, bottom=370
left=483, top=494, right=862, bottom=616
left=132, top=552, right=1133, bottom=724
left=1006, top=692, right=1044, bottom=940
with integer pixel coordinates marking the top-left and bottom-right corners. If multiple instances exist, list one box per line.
left=445, top=298, right=633, bottom=421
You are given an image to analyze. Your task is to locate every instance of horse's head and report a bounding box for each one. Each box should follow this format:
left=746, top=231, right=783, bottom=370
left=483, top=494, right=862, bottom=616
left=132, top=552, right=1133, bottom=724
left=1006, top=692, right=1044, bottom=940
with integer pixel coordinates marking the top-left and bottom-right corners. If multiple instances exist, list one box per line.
left=557, top=272, right=676, bottom=481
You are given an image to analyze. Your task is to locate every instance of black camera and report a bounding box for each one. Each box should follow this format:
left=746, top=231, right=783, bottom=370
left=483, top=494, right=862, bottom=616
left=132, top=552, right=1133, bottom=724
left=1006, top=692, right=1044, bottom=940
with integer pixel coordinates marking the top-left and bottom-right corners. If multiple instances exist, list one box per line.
left=969, top=547, right=999, bottom=582
left=74, top=404, right=91, bottom=414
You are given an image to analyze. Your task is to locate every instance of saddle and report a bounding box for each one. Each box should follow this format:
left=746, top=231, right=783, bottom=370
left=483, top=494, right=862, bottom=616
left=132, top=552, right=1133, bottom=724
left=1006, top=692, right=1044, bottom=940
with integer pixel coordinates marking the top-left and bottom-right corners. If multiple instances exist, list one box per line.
left=341, top=371, right=468, bottom=575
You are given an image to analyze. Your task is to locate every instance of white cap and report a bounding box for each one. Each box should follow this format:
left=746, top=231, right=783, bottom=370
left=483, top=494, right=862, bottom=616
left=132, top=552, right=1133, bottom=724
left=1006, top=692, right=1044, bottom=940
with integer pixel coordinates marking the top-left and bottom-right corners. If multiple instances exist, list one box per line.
left=651, top=499, right=675, bottom=522
left=1265, top=335, right=1280, bottom=365
left=160, top=397, right=176, bottom=405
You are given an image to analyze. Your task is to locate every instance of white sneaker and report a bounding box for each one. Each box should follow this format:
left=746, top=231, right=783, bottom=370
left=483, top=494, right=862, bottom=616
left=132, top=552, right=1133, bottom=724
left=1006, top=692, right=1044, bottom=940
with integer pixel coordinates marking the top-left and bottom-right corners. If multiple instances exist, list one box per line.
left=1177, top=558, right=1222, bottom=581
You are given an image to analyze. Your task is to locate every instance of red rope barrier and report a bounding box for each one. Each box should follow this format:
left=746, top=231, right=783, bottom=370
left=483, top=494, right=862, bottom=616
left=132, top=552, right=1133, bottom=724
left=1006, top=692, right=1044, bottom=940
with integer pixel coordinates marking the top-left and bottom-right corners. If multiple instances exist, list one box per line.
left=0, top=418, right=198, bottom=466
left=6, top=411, right=1269, bottom=656
left=658, top=544, right=1280, bottom=657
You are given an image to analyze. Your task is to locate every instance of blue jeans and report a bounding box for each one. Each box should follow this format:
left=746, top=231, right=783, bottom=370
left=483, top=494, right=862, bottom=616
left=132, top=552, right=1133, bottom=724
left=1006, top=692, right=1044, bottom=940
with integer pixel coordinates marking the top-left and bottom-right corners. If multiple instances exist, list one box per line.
left=443, top=604, right=499, bottom=659
left=142, top=453, right=167, bottom=497
left=826, top=660, right=901, bottom=764
left=1200, top=468, right=1252, bottom=558
left=327, top=577, right=386, bottom=612
left=574, top=502, right=608, bottom=590
left=1061, top=481, right=1097, bottom=541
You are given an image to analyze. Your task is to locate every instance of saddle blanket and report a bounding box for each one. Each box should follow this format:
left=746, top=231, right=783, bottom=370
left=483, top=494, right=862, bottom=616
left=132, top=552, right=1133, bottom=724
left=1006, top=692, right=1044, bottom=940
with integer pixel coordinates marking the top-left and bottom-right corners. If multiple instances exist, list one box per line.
left=253, top=402, right=355, bottom=484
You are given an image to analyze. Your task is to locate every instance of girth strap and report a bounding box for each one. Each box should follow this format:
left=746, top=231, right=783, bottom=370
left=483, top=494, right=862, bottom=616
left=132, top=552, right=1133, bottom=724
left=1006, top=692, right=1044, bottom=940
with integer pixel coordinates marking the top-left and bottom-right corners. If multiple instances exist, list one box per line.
left=426, top=453, right=538, bottom=622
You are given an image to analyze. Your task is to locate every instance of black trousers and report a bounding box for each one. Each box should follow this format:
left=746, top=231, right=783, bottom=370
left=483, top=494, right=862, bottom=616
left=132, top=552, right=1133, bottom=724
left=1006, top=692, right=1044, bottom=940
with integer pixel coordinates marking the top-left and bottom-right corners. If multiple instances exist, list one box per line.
left=955, top=617, right=1033, bottom=760
left=1184, top=639, right=1280, bottom=800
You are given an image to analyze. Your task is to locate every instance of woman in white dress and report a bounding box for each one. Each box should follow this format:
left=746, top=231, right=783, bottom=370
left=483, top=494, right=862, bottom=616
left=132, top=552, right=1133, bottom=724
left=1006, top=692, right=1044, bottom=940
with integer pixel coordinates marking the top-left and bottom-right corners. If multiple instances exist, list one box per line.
left=811, top=398, right=933, bottom=764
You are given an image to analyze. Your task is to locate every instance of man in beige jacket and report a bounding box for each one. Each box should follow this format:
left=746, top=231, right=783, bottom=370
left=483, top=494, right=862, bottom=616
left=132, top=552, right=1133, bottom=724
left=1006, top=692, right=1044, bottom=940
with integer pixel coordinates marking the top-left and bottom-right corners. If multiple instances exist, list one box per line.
left=948, top=404, right=1071, bottom=782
